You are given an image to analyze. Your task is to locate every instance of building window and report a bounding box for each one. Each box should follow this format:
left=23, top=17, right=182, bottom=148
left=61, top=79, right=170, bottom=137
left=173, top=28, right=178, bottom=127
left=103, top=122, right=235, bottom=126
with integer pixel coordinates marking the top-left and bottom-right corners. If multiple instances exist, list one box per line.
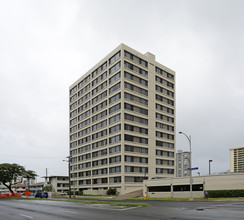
left=109, top=51, right=121, bottom=64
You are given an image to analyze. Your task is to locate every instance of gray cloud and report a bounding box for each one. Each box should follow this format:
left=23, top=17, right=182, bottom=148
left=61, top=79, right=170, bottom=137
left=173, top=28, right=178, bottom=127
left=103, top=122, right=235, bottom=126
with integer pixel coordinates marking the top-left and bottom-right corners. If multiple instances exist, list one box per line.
left=0, top=0, right=243, bottom=179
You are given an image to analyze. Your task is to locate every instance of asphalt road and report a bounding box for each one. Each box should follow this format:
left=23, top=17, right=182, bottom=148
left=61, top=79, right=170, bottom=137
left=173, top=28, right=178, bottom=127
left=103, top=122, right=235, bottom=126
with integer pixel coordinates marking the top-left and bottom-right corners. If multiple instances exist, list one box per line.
left=1, top=199, right=244, bottom=220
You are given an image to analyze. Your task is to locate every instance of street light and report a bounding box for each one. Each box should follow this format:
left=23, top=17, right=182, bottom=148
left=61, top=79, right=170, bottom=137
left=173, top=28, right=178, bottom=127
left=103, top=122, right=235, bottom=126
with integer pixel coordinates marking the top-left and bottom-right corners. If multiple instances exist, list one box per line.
left=209, top=160, right=213, bottom=175
left=63, top=156, right=72, bottom=199
left=179, top=131, right=193, bottom=201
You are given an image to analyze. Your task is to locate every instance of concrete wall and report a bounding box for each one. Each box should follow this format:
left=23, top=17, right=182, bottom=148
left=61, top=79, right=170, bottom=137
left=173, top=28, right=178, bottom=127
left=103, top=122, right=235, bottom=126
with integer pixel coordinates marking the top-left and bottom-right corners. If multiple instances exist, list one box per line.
left=83, top=189, right=107, bottom=195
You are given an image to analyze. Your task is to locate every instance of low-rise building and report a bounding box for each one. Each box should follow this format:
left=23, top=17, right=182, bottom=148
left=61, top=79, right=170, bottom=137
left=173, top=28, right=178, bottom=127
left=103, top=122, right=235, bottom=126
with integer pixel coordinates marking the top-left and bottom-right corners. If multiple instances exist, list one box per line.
left=48, top=176, right=69, bottom=193
left=143, top=173, right=244, bottom=198
left=29, top=182, right=44, bottom=194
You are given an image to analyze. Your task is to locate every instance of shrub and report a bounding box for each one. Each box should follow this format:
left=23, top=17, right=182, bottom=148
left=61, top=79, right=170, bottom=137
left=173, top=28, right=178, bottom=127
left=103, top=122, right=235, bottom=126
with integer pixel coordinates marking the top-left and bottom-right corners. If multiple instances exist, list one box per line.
left=107, top=188, right=117, bottom=195
left=208, top=190, right=244, bottom=198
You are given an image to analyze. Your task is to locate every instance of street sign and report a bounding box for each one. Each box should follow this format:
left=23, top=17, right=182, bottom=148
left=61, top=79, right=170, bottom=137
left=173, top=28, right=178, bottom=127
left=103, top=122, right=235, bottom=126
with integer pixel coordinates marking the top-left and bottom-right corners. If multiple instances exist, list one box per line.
left=24, top=189, right=31, bottom=197
left=188, top=167, right=198, bottom=170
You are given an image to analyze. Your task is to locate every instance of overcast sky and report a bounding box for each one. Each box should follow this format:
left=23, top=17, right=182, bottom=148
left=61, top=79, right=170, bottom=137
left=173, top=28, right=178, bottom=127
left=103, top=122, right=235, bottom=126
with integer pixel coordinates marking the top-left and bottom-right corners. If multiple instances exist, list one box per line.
left=0, top=0, right=243, bottom=181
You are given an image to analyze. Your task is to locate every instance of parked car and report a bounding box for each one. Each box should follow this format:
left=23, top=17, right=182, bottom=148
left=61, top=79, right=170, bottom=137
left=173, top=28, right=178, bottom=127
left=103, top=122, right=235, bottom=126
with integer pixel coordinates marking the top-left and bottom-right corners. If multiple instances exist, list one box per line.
left=35, top=192, right=48, bottom=198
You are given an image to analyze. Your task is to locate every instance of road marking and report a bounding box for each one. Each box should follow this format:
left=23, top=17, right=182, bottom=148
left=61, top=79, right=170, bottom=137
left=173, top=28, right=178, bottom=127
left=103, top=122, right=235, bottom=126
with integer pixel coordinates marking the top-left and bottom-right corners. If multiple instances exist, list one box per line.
left=61, top=210, right=77, bottom=214
left=19, top=214, right=33, bottom=219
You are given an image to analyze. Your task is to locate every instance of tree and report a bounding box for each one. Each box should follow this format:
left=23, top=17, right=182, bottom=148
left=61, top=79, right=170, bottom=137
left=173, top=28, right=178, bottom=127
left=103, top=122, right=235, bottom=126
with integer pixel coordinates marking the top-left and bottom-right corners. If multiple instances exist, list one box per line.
left=43, top=185, right=53, bottom=192
left=0, top=163, right=37, bottom=193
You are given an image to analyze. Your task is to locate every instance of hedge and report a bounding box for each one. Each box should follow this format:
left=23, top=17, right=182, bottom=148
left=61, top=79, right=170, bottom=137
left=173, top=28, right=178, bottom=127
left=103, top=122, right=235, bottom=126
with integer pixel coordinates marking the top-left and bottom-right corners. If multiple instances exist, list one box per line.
left=208, top=190, right=244, bottom=198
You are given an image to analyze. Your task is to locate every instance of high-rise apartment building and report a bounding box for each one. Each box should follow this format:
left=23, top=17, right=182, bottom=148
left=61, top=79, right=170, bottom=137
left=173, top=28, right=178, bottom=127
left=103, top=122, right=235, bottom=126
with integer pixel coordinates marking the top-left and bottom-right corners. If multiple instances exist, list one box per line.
left=230, top=146, right=244, bottom=173
left=69, top=44, right=175, bottom=194
left=176, top=150, right=191, bottom=177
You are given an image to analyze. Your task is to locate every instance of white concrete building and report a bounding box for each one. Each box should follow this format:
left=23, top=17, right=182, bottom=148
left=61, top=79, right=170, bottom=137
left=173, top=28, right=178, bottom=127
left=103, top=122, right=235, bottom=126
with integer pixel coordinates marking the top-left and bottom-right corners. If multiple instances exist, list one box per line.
left=143, top=173, right=244, bottom=198
left=230, top=146, right=244, bottom=173
left=69, top=44, right=176, bottom=194
left=176, top=150, right=190, bottom=177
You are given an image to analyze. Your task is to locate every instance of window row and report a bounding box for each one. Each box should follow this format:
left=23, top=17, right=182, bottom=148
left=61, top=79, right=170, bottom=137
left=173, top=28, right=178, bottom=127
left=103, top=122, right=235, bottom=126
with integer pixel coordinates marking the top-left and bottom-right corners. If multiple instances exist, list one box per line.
left=156, top=103, right=174, bottom=115
left=78, top=101, right=90, bottom=113
left=92, top=138, right=107, bottom=149
left=109, top=124, right=121, bottom=134
left=125, top=145, right=148, bottom=154
left=92, top=81, right=107, bottom=96
left=125, top=155, right=148, bottom=163
left=156, top=131, right=174, bottom=140
left=78, top=92, right=90, bottom=105
left=156, top=113, right=174, bottom=123
left=109, top=92, right=121, bottom=104
left=124, top=81, right=148, bottom=96
left=155, top=66, right=174, bottom=80
left=124, top=92, right=148, bottom=106
left=156, top=168, right=174, bottom=174
left=125, top=134, right=148, bottom=144
left=109, top=103, right=121, bottom=114
left=78, top=75, right=90, bottom=89
left=78, top=136, right=91, bottom=145
left=125, top=166, right=148, bottom=173
left=70, top=109, right=77, bottom=118
left=156, top=76, right=174, bottom=89
left=92, top=62, right=107, bottom=78
left=78, top=118, right=91, bottom=129
left=156, top=122, right=174, bottom=131
left=125, top=113, right=148, bottom=125
left=92, top=149, right=108, bottom=158
left=156, top=140, right=174, bottom=149
left=109, top=51, right=121, bottom=65
left=156, top=150, right=174, bottom=157
left=109, top=62, right=121, bottom=75
left=156, top=94, right=174, bottom=106
left=78, top=109, right=90, bottom=121
left=109, top=82, right=120, bottom=94
left=125, top=124, right=148, bottom=134
left=156, top=85, right=174, bottom=98
left=92, top=129, right=107, bottom=140
left=78, top=127, right=90, bottom=137
left=124, top=103, right=148, bottom=115
left=70, top=125, right=77, bottom=133
left=70, top=133, right=77, bottom=141
left=109, top=113, right=121, bottom=124
left=124, top=72, right=148, bottom=86
left=124, top=61, right=147, bottom=77
left=92, top=91, right=107, bottom=105
left=78, top=144, right=91, bottom=154
left=70, top=86, right=77, bottom=95
left=70, top=102, right=77, bottom=110
left=92, top=100, right=107, bottom=114
left=70, top=94, right=77, bottom=103
left=92, top=110, right=107, bottom=122
left=78, top=84, right=90, bottom=97
left=156, top=159, right=174, bottom=166
left=92, top=119, right=107, bottom=132
left=124, top=50, right=148, bottom=68
left=92, top=71, right=107, bottom=87
left=109, top=134, right=121, bottom=144
left=109, top=71, right=121, bottom=84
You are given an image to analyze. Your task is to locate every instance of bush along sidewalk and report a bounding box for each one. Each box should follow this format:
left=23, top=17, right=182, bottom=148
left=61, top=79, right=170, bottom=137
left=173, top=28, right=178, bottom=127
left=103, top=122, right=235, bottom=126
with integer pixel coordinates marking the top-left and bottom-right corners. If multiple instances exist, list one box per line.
left=208, top=189, right=244, bottom=198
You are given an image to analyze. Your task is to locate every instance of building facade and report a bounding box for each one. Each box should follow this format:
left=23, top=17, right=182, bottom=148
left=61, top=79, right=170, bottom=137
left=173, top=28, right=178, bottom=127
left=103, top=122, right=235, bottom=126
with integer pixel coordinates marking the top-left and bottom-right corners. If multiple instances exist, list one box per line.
left=230, top=146, right=244, bottom=173
left=69, top=44, right=176, bottom=194
left=176, top=150, right=191, bottom=177
left=48, top=176, right=69, bottom=193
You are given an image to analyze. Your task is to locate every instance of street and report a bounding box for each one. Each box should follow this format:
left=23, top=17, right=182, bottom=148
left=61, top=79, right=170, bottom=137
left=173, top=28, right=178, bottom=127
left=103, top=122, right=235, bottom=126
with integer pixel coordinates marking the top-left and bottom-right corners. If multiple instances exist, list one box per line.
left=1, top=199, right=244, bottom=219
